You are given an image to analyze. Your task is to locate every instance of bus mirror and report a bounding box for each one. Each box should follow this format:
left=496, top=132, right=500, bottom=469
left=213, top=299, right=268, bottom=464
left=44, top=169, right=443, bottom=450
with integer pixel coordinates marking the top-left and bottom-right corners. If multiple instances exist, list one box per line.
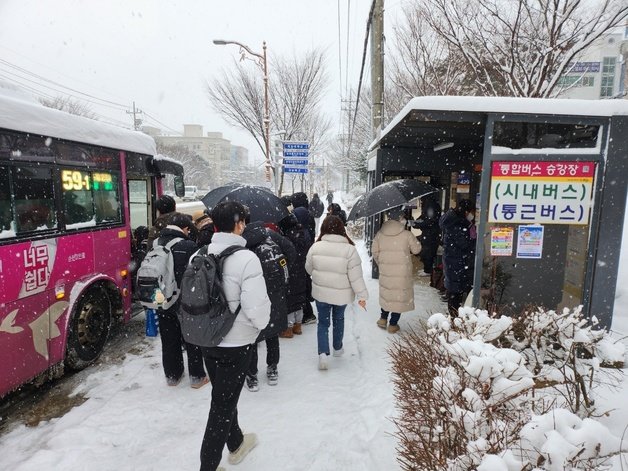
left=174, top=176, right=185, bottom=198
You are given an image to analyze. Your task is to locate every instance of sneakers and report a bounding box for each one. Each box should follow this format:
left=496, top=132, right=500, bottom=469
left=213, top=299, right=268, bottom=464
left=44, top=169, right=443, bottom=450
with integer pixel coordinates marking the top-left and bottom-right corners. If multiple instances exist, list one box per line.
left=190, top=376, right=209, bottom=389
left=279, top=327, right=294, bottom=338
left=166, top=376, right=182, bottom=387
left=388, top=324, right=400, bottom=334
left=228, top=433, right=258, bottom=465
left=292, top=323, right=303, bottom=335
left=302, top=315, right=317, bottom=325
left=318, top=353, right=329, bottom=370
left=376, top=318, right=387, bottom=329
left=267, top=365, right=278, bottom=386
left=245, top=375, right=259, bottom=392
left=418, top=270, right=431, bottom=277
left=332, top=347, right=344, bottom=357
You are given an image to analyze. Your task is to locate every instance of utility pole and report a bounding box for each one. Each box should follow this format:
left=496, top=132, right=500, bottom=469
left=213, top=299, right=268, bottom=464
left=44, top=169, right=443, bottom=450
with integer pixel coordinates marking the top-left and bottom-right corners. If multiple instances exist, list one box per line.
left=370, top=0, right=384, bottom=138
left=126, top=101, right=143, bottom=130
left=341, top=91, right=355, bottom=192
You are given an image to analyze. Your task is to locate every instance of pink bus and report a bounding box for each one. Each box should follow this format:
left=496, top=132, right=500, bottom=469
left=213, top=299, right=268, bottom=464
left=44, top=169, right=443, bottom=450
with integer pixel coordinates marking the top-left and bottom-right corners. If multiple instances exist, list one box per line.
left=0, top=87, right=184, bottom=398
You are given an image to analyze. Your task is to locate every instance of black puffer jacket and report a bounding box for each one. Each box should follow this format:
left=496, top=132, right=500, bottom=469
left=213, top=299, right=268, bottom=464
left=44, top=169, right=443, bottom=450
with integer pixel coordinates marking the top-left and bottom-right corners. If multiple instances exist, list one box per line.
left=242, top=222, right=289, bottom=339
left=309, top=195, right=325, bottom=218
left=278, top=214, right=311, bottom=313
left=439, top=209, right=476, bottom=294
left=412, top=199, right=442, bottom=258
left=156, top=227, right=198, bottom=287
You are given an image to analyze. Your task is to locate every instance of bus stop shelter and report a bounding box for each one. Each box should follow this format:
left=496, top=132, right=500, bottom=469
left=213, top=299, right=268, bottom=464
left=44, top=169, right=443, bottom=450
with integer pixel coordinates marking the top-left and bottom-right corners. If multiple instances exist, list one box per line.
left=367, top=96, right=628, bottom=328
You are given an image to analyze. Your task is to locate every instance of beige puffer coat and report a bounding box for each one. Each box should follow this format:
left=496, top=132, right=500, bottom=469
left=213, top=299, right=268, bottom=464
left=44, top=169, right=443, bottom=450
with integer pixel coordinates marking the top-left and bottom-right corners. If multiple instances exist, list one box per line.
left=305, top=234, right=369, bottom=306
left=372, top=220, right=421, bottom=313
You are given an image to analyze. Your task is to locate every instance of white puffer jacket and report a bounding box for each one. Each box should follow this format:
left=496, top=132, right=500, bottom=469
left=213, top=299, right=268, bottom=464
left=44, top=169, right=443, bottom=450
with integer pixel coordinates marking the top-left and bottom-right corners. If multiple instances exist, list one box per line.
left=305, top=234, right=369, bottom=306
left=202, top=232, right=271, bottom=347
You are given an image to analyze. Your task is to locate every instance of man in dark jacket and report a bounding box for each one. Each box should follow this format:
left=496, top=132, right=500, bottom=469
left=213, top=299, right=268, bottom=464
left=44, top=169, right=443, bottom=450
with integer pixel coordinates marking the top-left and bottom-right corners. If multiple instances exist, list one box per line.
left=291, top=192, right=315, bottom=243
left=439, top=199, right=476, bottom=317
left=326, top=190, right=334, bottom=207
left=409, top=198, right=442, bottom=276
left=155, top=212, right=208, bottom=388
left=192, top=209, right=214, bottom=247
left=242, top=219, right=290, bottom=391
left=147, top=194, right=176, bottom=249
left=278, top=213, right=313, bottom=333
left=309, top=193, right=325, bottom=233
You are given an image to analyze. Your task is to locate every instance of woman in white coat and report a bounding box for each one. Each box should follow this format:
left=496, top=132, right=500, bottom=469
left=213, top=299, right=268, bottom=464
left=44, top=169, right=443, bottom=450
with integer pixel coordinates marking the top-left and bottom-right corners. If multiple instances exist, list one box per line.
left=305, top=215, right=368, bottom=370
left=372, top=207, right=421, bottom=333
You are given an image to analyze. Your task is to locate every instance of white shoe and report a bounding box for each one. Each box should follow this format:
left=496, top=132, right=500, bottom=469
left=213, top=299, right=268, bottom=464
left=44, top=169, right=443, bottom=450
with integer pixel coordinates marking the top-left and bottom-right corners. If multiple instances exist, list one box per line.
left=418, top=271, right=431, bottom=277
left=318, top=353, right=329, bottom=370
left=332, top=348, right=344, bottom=357
left=228, top=433, right=258, bottom=465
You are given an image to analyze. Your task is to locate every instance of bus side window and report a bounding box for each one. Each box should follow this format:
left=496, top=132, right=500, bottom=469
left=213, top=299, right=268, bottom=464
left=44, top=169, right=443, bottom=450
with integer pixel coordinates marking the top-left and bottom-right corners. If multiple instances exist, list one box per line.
left=0, top=166, right=13, bottom=236
left=94, top=173, right=121, bottom=223
left=12, top=166, right=57, bottom=234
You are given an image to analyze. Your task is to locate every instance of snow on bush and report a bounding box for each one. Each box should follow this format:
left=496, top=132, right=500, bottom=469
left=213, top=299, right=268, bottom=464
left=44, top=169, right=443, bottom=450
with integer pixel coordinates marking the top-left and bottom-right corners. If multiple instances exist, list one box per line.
left=390, top=306, right=626, bottom=470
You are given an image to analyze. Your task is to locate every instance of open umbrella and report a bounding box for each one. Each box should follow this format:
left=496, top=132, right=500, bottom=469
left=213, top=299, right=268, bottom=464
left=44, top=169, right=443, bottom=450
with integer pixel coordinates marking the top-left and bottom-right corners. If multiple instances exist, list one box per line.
left=201, top=183, right=290, bottom=223
left=347, top=179, right=437, bottom=221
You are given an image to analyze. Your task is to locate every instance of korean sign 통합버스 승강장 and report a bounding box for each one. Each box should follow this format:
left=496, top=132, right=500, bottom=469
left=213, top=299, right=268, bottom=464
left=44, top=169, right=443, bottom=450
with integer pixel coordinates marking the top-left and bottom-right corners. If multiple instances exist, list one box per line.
left=488, top=161, right=595, bottom=225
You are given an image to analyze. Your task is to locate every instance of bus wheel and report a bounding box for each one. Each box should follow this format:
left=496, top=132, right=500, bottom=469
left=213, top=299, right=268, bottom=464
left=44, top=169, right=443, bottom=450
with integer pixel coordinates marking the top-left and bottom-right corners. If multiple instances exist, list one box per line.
left=65, top=286, right=112, bottom=370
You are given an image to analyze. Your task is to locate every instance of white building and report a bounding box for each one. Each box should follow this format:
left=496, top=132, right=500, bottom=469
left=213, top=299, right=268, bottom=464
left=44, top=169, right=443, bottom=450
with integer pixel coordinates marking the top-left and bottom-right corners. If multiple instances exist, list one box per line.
left=556, top=27, right=628, bottom=100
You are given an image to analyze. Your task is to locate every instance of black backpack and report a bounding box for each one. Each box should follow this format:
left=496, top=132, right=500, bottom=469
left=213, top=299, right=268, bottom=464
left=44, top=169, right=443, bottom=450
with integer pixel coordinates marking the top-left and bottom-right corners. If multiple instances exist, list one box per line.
left=178, top=245, right=247, bottom=347
left=252, top=236, right=289, bottom=291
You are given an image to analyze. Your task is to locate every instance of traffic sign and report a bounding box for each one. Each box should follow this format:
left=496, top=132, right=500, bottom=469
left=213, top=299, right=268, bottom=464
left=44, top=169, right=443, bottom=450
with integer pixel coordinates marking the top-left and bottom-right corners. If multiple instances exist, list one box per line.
left=283, top=159, right=309, bottom=165
left=284, top=167, right=308, bottom=174
left=283, top=142, right=310, bottom=150
left=283, top=151, right=309, bottom=158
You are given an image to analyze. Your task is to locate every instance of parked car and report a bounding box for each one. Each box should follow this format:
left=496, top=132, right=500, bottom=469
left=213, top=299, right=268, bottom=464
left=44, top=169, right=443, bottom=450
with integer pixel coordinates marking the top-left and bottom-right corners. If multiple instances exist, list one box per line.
left=182, top=185, right=199, bottom=201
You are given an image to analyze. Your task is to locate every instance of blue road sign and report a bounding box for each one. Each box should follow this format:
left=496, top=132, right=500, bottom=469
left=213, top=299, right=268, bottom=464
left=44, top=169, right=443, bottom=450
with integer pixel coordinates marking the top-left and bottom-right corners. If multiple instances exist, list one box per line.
left=284, top=167, right=308, bottom=174
left=283, top=142, right=310, bottom=150
left=283, top=159, right=309, bottom=165
left=283, top=151, right=309, bottom=158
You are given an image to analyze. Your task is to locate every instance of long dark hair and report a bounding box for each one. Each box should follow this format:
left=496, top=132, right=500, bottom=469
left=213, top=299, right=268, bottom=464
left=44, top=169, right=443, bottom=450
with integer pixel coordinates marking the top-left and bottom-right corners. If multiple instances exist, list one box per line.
left=318, top=215, right=354, bottom=245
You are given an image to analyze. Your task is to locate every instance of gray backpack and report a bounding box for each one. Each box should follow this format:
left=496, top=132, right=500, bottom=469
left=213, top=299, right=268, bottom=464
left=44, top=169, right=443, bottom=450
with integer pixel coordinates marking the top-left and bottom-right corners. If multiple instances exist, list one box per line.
left=136, top=237, right=183, bottom=310
left=178, top=245, right=247, bottom=347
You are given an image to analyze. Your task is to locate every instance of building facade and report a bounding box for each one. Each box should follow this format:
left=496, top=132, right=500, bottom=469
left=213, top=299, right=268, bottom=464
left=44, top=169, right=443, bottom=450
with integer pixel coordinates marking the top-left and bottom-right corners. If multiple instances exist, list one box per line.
left=556, top=28, right=628, bottom=100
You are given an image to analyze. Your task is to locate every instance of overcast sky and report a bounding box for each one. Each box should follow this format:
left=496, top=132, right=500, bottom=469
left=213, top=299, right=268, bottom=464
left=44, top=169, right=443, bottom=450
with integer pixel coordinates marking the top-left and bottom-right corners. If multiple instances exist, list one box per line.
left=0, top=0, right=404, bottom=160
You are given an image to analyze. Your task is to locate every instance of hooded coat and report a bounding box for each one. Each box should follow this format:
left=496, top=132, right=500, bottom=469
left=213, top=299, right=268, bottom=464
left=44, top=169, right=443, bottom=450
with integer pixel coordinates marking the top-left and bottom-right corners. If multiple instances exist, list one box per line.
left=372, top=219, right=421, bottom=313
left=413, top=199, right=442, bottom=259
left=309, top=194, right=325, bottom=218
left=439, top=208, right=476, bottom=294
left=242, top=222, right=289, bottom=339
left=278, top=214, right=311, bottom=313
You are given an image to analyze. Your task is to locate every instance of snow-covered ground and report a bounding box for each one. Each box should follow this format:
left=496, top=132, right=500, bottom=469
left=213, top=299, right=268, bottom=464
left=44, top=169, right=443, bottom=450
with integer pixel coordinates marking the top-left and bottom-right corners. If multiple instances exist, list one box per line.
left=0, top=193, right=626, bottom=470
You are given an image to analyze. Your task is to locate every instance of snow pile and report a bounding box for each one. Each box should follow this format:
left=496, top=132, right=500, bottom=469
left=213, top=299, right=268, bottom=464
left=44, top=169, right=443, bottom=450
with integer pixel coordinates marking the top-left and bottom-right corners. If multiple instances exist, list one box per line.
left=391, top=306, right=626, bottom=470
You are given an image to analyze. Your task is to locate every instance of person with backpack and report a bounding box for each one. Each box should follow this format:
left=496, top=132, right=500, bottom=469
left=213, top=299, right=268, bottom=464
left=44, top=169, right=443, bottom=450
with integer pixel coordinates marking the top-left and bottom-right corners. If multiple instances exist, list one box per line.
left=188, top=201, right=270, bottom=471
left=138, top=212, right=209, bottom=388
left=306, top=215, right=368, bottom=371
left=146, top=194, right=176, bottom=250
left=291, top=192, right=317, bottom=326
left=241, top=215, right=290, bottom=391
left=277, top=213, right=312, bottom=338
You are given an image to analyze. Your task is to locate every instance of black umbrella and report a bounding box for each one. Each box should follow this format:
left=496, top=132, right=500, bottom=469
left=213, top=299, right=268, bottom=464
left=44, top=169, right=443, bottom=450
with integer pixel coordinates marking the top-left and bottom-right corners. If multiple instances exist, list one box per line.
left=347, top=179, right=437, bottom=221
left=201, top=183, right=290, bottom=223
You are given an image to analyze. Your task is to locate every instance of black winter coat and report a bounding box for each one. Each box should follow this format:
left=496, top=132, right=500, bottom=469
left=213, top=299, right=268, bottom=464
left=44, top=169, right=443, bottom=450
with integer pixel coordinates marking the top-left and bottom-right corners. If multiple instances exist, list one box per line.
left=413, top=200, right=442, bottom=258
left=157, top=227, right=198, bottom=287
left=281, top=224, right=311, bottom=313
left=439, top=209, right=476, bottom=294
left=242, top=222, right=289, bottom=339
left=293, top=207, right=315, bottom=243
left=309, top=196, right=325, bottom=218
left=195, top=224, right=214, bottom=248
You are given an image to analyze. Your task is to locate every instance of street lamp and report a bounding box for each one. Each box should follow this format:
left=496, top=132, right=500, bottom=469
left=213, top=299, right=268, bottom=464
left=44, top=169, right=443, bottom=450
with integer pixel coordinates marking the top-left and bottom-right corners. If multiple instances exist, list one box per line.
left=212, top=39, right=272, bottom=188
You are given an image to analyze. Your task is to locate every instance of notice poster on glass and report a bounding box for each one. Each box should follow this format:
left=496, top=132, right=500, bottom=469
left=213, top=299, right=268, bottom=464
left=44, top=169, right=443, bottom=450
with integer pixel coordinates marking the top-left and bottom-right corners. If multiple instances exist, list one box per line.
left=490, top=227, right=514, bottom=256
left=516, top=225, right=544, bottom=259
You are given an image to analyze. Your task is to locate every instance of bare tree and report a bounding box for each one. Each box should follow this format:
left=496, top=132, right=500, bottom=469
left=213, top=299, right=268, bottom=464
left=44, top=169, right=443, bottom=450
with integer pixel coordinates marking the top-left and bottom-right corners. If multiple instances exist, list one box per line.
left=40, top=96, right=98, bottom=119
left=393, top=0, right=628, bottom=98
left=206, top=48, right=331, bottom=194
left=156, top=142, right=214, bottom=189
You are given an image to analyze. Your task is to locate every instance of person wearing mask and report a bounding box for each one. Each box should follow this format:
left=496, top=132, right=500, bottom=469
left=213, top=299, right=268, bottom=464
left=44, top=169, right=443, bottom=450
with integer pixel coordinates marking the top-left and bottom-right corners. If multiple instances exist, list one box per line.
left=155, top=212, right=209, bottom=388
left=192, top=209, right=214, bottom=247
left=147, top=194, right=176, bottom=249
left=198, top=201, right=271, bottom=471
left=439, top=199, right=477, bottom=317
left=306, top=215, right=368, bottom=371
left=408, top=198, right=442, bottom=277
left=372, top=207, right=421, bottom=334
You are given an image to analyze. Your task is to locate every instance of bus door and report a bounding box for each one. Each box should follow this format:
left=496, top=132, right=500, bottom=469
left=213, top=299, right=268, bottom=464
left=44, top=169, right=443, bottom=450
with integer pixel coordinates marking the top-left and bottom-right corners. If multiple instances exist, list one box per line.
left=127, top=178, right=153, bottom=232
